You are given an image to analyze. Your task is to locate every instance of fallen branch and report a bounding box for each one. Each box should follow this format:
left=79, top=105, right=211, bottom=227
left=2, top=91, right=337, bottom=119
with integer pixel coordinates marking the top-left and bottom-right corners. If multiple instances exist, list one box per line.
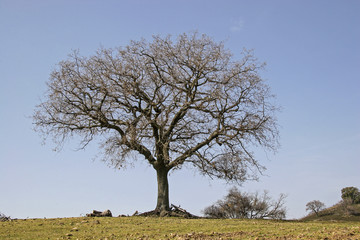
left=0, top=212, right=10, bottom=222
left=171, top=204, right=199, bottom=218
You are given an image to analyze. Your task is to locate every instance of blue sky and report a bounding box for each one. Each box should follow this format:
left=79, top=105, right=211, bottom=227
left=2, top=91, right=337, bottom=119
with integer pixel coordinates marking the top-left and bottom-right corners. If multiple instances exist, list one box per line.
left=0, top=0, right=359, bottom=219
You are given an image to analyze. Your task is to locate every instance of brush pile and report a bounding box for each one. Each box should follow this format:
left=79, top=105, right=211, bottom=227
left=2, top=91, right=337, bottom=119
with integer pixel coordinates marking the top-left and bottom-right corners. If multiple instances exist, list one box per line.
left=0, top=212, right=10, bottom=222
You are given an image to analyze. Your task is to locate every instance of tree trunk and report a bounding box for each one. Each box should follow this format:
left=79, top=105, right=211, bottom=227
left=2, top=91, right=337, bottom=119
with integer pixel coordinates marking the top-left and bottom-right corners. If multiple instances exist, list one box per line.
left=155, top=167, right=170, bottom=212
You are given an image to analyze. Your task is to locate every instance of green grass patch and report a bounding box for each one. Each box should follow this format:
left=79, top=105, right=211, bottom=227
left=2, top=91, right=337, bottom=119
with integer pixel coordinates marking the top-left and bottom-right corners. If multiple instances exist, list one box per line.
left=1, top=217, right=360, bottom=239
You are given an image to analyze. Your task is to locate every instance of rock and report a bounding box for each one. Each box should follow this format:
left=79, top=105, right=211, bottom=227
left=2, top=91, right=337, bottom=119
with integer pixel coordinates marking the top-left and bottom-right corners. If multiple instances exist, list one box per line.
left=100, top=209, right=112, bottom=217
left=86, top=209, right=112, bottom=217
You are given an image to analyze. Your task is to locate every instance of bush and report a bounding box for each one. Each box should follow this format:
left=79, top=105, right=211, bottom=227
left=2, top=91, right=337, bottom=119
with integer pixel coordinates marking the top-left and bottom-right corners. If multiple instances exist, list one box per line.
left=203, top=188, right=287, bottom=219
left=341, top=187, right=360, bottom=204
left=340, top=199, right=360, bottom=216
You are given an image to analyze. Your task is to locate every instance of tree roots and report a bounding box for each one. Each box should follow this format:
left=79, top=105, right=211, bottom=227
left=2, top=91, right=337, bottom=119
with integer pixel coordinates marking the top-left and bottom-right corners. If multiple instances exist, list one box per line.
left=135, top=204, right=199, bottom=218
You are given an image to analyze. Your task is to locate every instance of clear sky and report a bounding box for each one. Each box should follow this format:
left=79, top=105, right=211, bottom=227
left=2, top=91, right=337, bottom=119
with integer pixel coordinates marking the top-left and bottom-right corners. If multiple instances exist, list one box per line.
left=0, top=0, right=359, bottom=219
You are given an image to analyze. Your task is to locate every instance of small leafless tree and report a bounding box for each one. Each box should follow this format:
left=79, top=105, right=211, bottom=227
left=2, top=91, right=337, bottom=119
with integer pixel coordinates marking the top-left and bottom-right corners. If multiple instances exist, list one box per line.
left=33, top=32, right=279, bottom=213
left=305, top=200, right=325, bottom=216
left=203, top=188, right=287, bottom=219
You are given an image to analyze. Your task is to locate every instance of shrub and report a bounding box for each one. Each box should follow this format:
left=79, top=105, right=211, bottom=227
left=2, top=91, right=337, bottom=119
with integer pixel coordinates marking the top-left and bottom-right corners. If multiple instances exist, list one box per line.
left=203, top=188, right=287, bottom=219
left=341, top=187, right=360, bottom=204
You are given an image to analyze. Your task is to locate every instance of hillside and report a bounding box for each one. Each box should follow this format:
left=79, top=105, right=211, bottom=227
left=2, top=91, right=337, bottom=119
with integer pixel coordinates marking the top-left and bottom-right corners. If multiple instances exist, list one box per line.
left=302, top=202, right=360, bottom=221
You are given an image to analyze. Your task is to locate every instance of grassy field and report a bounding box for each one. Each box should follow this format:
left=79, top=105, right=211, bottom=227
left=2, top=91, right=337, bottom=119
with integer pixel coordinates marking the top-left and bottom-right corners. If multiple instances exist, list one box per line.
left=1, top=216, right=360, bottom=240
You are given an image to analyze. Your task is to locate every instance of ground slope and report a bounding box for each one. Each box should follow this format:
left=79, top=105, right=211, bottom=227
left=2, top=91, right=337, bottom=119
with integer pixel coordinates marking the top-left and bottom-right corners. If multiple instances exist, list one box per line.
left=302, top=202, right=360, bottom=221
left=1, top=217, right=360, bottom=239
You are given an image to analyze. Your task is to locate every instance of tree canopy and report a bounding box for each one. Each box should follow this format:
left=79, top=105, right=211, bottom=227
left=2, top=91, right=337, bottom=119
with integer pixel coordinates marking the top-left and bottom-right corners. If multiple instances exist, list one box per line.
left=306, top=200, right=325, bottom=216
left=33, top=32, right=279, bottom=212
left=341, top=187, right=360, bottom=204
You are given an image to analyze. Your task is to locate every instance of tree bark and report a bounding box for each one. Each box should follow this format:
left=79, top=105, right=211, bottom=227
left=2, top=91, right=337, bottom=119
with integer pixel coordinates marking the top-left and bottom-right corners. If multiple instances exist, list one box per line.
left=155, top=167, right=170, bottom=212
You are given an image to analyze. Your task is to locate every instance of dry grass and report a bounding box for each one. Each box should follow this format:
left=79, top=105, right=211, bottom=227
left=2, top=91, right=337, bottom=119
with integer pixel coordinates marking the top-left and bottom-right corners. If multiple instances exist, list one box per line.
left=1, top=216, right=360, bottom=239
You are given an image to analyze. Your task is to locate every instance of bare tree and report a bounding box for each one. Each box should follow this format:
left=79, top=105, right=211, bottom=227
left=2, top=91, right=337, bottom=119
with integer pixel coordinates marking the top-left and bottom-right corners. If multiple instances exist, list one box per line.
left=33, top=32, right=279, bottom=213
left=306, top=200, right=325, bottom=216
left=203, top=188, right=287, bottom=219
